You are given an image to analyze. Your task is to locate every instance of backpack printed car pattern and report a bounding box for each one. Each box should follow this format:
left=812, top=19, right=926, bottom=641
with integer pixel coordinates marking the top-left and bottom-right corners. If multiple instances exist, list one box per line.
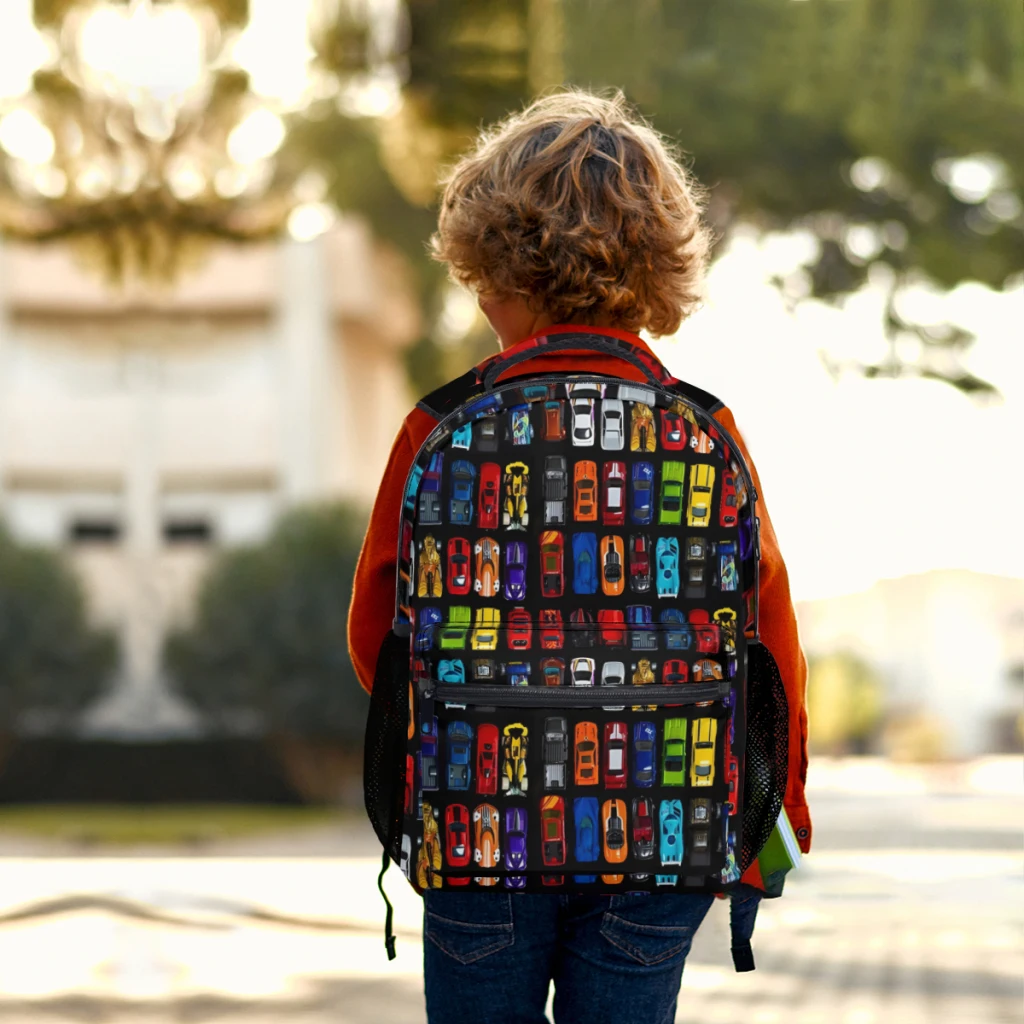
left=365, top=334, right=787, bottom=900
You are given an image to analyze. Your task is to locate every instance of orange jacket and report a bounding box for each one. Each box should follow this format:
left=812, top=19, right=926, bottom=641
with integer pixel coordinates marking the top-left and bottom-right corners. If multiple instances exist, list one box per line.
left=348, top=326, right=811, bottom=858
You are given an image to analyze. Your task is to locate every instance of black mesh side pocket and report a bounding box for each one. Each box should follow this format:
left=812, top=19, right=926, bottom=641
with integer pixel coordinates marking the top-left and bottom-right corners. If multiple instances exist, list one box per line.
left=363, top=630, right=411, bottom=860
left=739, top=640, right=789, bottom=873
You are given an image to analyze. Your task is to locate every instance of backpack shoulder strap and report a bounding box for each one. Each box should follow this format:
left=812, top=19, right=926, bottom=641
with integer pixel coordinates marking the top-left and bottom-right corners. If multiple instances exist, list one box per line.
left=667, top=378, right=725, bottom=416
left=415, top=368, right=484, bottom=421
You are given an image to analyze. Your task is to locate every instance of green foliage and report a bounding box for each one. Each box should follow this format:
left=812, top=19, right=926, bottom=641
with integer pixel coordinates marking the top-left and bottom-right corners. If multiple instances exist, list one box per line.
left=807, top=650, right=884, bottom=755
left=295, top=0, right=1022, bottom=397
left=165, top=504, right=370, bottom=742
left=0, top=525, right=116, bottom=730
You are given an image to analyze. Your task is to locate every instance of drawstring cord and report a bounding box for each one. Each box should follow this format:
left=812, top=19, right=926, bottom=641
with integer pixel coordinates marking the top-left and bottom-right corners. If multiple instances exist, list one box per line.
left=377, top=849, right=396, bottom=960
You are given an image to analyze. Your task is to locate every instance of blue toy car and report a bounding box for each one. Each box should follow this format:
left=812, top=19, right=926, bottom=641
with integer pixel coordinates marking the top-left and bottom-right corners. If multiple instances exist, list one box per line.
left=660, top=609, right=694, bottom=650
left=659, top=799, right=684, bottom=866
left=464, top=393, right=504, bottom=418
left=573, top=875, right=597, bottom=884
left=522, top=385, right=549, bottom=400
left=404, top=463, right=423, bottom=511
left=449, top=459, right=476, bottom=524
left=656, top=537, right=680, bottom=598
left=504, top=806, right=528, bottom=888
left=446, top=721, right=473, bottom=790
left=506, top=662, right=532, bottom=687
left=573, top=797, right=600, bottom=862
left=717, top=540, right=739, bottom=592
left=627, top=605, right=656, bottom=650
left=509, top=406, right=534, bottom=445
left=655, top=875, right=678, bottom=887
left=451, top=423, right=473, bottom=450
left=419, top=452, right=444, bottom=525
left=437, top=659, right=465, bottom=684
left=572, top=532, right=598, bottom=594
left=419, top=716, right=438, bottom=791
left=504, top=540, right=528, bottom=601
left=631, top=462, right=654, bottom=524
left=415, top=607, right=443, bottom=652
left=633, top=722, right=656, bottom=786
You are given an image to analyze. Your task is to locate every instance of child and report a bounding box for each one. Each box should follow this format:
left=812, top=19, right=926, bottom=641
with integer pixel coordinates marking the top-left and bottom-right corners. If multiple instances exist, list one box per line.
left=350, top=88, right=810, bottom=1024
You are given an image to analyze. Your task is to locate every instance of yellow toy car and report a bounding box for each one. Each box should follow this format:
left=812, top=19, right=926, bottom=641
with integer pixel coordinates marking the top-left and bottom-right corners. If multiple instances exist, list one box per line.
left=416, top=535, right=443, bottom=598
left=690, top=718, right=717, bottom=787
left=630, top=403, right=656, bottom=452
left=502, top=723, right=529, bottom=795
left=416, top=801, right=443, bottom=889
left=503, top=462, right=530, bottom=530
left=686, top=464, right=715, bottom=527
left=471, top=607, right=501, bottom=650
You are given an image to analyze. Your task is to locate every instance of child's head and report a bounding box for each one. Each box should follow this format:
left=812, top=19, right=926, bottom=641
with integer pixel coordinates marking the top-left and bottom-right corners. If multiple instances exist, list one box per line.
left=432, top=88, right=711, bottom=344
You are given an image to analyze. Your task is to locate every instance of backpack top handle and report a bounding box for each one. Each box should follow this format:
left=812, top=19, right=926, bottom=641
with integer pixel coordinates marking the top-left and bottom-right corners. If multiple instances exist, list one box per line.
left=480, top=331, right=673, bottom=391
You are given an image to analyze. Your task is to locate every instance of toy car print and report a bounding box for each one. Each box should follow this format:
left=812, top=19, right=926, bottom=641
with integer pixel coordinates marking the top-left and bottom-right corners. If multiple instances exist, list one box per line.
left=540, top=609, right=564, bottom=649
left=719, top=471, right=738, bottom=526
left=415, top=606, right=443, bottom=652
left=688, top=609, right=720, bottom=653
left=543, top=717, right=568, bottom=790
left=571, top=397, right=595, bottom=446
left=446, top=722, right=474, bottom=790
left=686, top=463, right=715, bottom=527
left=401, top=834, right=412, bottom=878
left=684, top=536, right=707, bottom=598
left=451, top=423, right=472, bottom=450
left=572, top=532, right=598, bottom=594
left=631, top=797, right=655, bottom=859
left=449, top=459, right=475, bottom=524
left=598, top=609, right=626, bottom=646
left=419, top=716, right=439, bottom=791
left=633, top=721, right=656, bottom=786
left=630, top=462, right=653, bottom=524
left=690, top=718, right=717, bottom=787
left=474, top=537, right=500, bottom=596
left=574, top=722, right=599, bottom=785
left=569, top=607, right=597, bottom=646
left=416, top=535, right=443, bottom=598
left=503, top=461, right=530, bottom=530
left=540, top=656, right=565, bottom=687
left=475, top=416, right=499, bottom=452
left=418, top=452, right=443, bottom=525
left=502, top=723, right=529, bottom=795
left=573, top=797, right=600, bottom=862
left=506, top=661, right=531, bottom=687
left=692, top=658, right=723, bottom=683
left=658, top=461, right=685, bottom=525
left=602, top=798, right=627, bottom=862
left=477, top=462, right=501, bottom=529
left=507, top=607, right=532, bottom=649
left=541, top=795, right=566, bottom=865
left=630, top=403, right=656, bottom=452
left=472, top=659, right=496, bottom=682
left=660, top=609, right=693, bottom=650
left=660, top=409, right=686, bottom=449
left=438, top=659, right=465, bottom=684
left=508, top=405, right=533, bottom=445
left=446, top=804, right=471, bottom=868
left=600, top=535, right=625, bottom=596
left=439, top=606, right=470, bottom=649
left=417, top=801, right=443, bottom=889
left=716, top=540, right=739, bottom=592
left=600, top=661, right=626, bottom=710
left=504, top=540, right=527, bottom=601
left=603, top=722, right=628, bottom=789
left=627, top=604, right=656, bottom=651
left=472, top=803, right=501, bottom=884
left=662, top=718, right=687, bottom=785
left=659, top=799, right=684, bottom=866
left=447, top=537, right=471, bottom=595
left=477, top=723, right=499, bottom=795
left=574, top=460, right=598, bottom=521
left=540, top=530, right=565, bottom=597
left=544, top=400, right=566, bottom=441
left=601, top=399, right=625, bottom=450
left=662, top=658, right=688, bottom=685
left=629, top=533, right=651, bottom=593
left=602, top=460, right=626, bottom=525
left=470, top=607, right=500, bottom=650
left=504, top=807, right=528, bottom=888
left=544, top=456, right=568, bottom=525
left=570, top=656, right=595, bottom=687
left=656, top=536, right=680, bottom=598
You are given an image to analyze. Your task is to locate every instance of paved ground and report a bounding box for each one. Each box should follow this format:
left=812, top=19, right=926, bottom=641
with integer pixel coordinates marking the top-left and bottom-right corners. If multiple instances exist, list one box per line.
left=0, top=757, right=1020, bottom=1024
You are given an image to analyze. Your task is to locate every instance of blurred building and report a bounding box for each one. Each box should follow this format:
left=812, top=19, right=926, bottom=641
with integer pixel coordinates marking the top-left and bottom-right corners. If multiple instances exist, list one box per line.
left=797, top=570, right=1024, bottom=756
left=0, top=221, right=419, bottom=736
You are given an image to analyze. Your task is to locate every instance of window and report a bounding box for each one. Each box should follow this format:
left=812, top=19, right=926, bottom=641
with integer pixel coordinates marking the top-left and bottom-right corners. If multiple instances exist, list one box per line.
left=162, top=518, right=213, bottom=544
left=69, top=518, right=122, bottom=544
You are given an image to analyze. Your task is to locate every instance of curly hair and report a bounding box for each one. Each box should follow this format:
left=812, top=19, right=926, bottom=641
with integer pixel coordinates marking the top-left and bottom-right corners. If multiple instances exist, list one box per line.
left=431, top=89, right=711, bottom=337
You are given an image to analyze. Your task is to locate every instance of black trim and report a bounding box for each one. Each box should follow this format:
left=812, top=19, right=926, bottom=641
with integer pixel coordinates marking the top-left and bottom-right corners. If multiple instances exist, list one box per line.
left=417, top=369, right=483, bottom=420
left=668, top=379, right=723, bottom=416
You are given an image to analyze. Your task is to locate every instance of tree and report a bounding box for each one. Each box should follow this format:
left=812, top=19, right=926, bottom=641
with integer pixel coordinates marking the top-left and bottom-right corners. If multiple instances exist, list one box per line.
left=164, top=504, right=369, bottom=745
left=0, top=525, right=116, bottom=731
left=293, top=0, right=1022, bottom=396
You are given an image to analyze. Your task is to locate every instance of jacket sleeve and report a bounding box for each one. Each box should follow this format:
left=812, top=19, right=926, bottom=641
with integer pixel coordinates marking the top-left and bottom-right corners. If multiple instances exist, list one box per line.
left=715, top=406, right=812, bottom=853
left=348, top=424, right=418, bottom=694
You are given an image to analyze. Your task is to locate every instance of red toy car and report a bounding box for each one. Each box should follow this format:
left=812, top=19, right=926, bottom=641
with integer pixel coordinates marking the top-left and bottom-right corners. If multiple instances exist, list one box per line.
left=445, top=803, right=472, bottom=868
left=689, top=609, right=720, bottom=653
left=628, top=533, right=650, bottom=593
left=602, top=461, right=626, bottom=526
left=477, top=462, right=501, bottom=530
left=447, top=537, right=471, bottom=595
left=603, top=722, right=628, bottom=788
left=631, top=796, right=654, bottom=859
left=597, top=609, right=626, bottom=646
left=725, top=751, right=739, bottom=816
left=662, top=659, right=689, bottom=685
left=540, top=656, right=565, bottom=687
left=476, top=724, right=499, bottom=795
left=540, top=609, right=564, bottom=649
left=508, top=607, right=533, bottom=650
left=660, top=409, right=687, bottom=450
left=540, top=530, right=564, bottom=598
left=719, top=471, right=738, bottom=527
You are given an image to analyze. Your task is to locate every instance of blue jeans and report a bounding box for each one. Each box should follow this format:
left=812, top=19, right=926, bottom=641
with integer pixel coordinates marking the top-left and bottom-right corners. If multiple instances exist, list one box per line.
left=423, top=890, right=715, bottom=1024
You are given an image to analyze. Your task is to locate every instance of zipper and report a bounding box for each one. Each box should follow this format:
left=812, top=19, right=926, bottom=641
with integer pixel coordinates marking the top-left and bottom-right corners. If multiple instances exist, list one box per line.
left=394, top=373, right=761, bottom=635
left=427, top=681, right=728, bottom=708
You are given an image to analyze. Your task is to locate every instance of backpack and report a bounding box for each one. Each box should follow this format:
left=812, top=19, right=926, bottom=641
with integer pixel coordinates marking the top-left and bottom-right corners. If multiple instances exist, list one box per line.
left=364, top=332, right=789, bottom=967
